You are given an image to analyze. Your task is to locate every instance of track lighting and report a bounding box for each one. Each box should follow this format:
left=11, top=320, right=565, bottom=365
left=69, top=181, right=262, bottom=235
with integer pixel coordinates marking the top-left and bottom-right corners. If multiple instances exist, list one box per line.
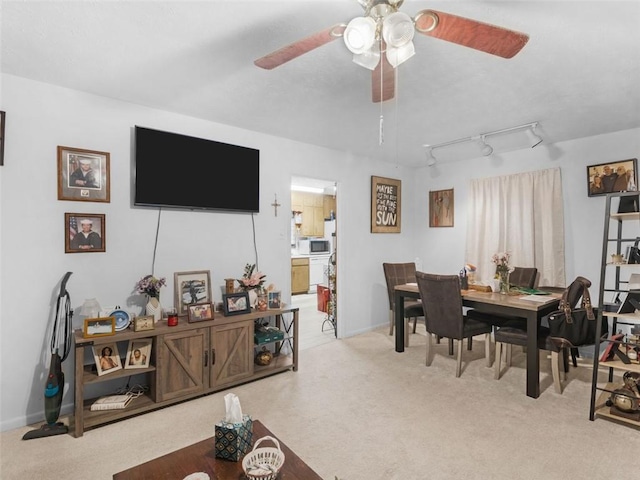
left=479, top=135, right=493, bottom=156
left=422, top=122, right=542, bottom=164
left=426, top=148, right=437, bottom=166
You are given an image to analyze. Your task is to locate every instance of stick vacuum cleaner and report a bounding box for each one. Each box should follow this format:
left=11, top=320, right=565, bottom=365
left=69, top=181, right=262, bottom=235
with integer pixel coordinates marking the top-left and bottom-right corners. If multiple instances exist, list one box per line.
left=23, top=272, right=73, bottom=440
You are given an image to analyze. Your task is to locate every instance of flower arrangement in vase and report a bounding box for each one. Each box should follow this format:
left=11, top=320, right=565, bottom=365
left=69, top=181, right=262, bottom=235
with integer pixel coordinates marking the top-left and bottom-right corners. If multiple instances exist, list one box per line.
left=237, top=264, right=266, bottom=307
left=491, top=252, right=513, bottom=294
left=135, top=275, right=166, bottom=321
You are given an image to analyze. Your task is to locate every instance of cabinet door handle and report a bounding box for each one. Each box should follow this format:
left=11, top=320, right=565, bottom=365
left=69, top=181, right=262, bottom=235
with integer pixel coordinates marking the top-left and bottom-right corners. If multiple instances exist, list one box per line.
left=204, top=351, right=208, bottom=367
left=211, top=349, right=216, bottom=365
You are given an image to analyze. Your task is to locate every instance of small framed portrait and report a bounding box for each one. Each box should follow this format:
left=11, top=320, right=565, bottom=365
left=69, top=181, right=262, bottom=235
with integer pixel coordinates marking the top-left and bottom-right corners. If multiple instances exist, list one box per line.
left=133, top=315, right=155, bottom=332
left=93, top=343, right=122, bottom=376
left=57, top=146, right=110, bottom=202
left=124, top=339, right=152, bottom=370
left=371, top=175, right=401, bottom=233
left=429, top=188, right=454, bottom=227
left=65, top=213, right=106, bottom=253
left=174, top=270, right=212, bottom=316
left=268, top=291, right=282, bottom=309
left=83, top=317, right=115, bottom=338
left=222, top=292, right=251, bottom=316
left=188, top=302, right=214, bottom=323
left=587, top=158, right=638, bottom=197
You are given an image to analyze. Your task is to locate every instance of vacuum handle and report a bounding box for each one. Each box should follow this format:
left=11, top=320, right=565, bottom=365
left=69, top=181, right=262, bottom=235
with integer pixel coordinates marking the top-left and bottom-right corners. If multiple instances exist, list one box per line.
left=59, top=272, right=73, bottom=296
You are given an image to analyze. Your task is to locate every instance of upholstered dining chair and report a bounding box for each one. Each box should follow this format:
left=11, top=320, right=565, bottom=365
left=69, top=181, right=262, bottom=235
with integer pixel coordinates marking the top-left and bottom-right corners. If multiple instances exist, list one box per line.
left=383, top=262, right=424, bottom=347
left=492, top=276, right=594, bottom=394
left=415, top=272, right=492, bottom=377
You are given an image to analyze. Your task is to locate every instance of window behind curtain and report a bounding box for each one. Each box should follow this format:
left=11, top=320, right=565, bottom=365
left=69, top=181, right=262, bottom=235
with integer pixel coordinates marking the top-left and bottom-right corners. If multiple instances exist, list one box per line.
left=465, top=167, right=565, bottom=287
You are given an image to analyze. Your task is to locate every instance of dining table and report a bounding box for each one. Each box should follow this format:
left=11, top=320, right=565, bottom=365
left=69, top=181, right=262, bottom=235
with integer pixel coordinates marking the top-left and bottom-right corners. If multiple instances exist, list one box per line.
left=394, top=283, right=561, bottom=398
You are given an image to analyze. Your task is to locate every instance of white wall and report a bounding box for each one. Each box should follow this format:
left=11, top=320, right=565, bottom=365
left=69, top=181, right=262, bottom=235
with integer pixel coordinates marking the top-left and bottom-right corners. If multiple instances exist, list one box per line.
left=414, top=127, right=640, bottom=297
left=2, top=73, right=638, bottom=432
left=0, top=74, right=419, bottom=431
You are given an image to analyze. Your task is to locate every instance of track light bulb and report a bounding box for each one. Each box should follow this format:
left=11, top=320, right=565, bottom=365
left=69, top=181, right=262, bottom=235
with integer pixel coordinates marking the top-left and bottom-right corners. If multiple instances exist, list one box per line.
left=479, top=136, right=493, bottom=156
left=527, top=124, right=543, bottom=148
left=426, top=149, right=437, bottom=166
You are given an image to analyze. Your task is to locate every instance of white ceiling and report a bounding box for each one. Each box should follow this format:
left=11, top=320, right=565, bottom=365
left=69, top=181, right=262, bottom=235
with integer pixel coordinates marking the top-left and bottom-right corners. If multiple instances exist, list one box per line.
left=2, top=1, right=639, bottom=167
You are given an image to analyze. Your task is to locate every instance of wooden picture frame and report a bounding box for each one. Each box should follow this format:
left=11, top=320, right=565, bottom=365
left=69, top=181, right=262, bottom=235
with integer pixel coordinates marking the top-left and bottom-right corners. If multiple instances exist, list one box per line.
left=268, top=291, right=282, bottom=309
left=429, top=188, right=454, bottom=227
left=133, top=315, right=155, bottom=332
left=587, top=158, right=638, bottom=197
left=93, top=342, right=122, bottom=376
left=65, top=213, right=106, bottom=253
left=124, top=339, right=152, bottom=369
left=188, top=302, right=214, bottom=323
left=83, top=317, right=115, bottom=338
left=371, top=176, right=401, bottom=233
left=222, top=292, right=251, bottom=316
left=0, top=111, right=5, bottom=166
left=174, top=270, right=212, bottom=316
left=57, top=146, right=110, bottom=202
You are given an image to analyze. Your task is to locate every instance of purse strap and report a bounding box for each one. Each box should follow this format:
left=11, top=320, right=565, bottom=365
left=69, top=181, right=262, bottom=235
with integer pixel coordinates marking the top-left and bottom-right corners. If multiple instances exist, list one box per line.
left=559, top=277, right=595, bottom=323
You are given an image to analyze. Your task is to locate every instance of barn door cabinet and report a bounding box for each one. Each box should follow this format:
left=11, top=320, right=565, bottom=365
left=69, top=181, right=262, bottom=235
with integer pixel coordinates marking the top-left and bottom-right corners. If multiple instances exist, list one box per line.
left=74, top=307, right=298, bottom=437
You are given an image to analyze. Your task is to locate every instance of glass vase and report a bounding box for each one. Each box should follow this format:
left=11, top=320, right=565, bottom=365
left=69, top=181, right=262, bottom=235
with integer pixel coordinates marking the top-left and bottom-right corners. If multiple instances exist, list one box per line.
left=498, top=270, right=510, bottom=295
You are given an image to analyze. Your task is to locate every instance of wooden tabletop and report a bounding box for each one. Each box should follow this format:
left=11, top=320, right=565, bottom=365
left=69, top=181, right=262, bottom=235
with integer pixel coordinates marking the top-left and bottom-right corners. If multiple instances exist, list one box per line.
left=395, top=283, right=561, bottom=311
left=113, top=420, right=322, bottom=480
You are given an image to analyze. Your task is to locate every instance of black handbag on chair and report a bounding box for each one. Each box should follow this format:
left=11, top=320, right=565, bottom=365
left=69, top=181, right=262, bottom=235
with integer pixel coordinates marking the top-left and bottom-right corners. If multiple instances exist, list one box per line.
left=547, top=278, right=608, bottom=347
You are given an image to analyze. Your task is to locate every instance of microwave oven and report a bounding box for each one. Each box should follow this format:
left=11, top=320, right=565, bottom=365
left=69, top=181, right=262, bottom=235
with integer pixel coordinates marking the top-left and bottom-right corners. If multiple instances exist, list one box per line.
left=298, top=239, right=330, bottom=255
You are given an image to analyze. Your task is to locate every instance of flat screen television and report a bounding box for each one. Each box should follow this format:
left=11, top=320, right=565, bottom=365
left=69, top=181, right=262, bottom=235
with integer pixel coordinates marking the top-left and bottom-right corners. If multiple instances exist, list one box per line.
left=134, top=126, right=259, bottom=212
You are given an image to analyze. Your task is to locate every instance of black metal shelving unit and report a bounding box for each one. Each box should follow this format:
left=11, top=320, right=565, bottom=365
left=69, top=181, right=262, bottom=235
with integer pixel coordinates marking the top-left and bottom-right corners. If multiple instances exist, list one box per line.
left=589, top=191, right=640, bottom=427
left=322, top=251, right=337, bottom=337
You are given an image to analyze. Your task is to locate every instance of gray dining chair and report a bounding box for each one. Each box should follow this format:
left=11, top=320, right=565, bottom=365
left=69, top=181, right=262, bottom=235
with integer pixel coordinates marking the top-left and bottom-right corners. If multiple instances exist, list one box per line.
left=415, top=272, right=492, bottom=377
left=383, top=262, right=424, bottom=347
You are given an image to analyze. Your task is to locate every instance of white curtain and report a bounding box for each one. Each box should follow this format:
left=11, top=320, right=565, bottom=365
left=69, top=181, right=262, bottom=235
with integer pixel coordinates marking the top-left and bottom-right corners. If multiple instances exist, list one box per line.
left=465, top=167, right=565, bottom=287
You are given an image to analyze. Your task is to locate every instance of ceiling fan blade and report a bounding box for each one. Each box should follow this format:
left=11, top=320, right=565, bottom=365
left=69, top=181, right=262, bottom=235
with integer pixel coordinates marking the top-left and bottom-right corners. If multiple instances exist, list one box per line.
left=372, top=53, right=395, bottom=103
left=254, top=24, right=346, bottom=70
left=414, top=9, right=529, bottom=59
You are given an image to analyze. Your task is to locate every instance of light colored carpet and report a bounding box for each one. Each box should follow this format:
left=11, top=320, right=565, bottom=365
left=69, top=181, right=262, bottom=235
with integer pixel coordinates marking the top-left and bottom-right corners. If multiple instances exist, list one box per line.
left=1, top=327, right=638, bottom=480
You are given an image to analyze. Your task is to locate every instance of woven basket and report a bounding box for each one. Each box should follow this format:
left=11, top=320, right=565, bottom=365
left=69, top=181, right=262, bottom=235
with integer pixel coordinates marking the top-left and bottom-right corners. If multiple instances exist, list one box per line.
left=242, top=436, right=285, bottom=480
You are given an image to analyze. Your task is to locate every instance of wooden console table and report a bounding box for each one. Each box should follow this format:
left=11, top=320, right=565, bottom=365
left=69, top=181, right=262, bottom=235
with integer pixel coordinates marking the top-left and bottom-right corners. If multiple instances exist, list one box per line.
left=113, top=419, right=322, bottom=479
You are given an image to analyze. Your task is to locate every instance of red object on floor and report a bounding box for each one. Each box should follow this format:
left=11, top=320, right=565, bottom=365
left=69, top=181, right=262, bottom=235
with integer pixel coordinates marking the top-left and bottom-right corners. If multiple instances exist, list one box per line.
left=317, top=285, right=329, bottom=313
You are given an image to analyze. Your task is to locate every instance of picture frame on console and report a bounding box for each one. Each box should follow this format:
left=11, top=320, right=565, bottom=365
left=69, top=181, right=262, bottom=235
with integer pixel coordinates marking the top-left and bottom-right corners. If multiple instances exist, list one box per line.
left=125, top=339, right=152, bottom=369
left=268, top=291, right=282, bottom=309
left=57, top=146, right=110, bottom=202
left=65, top=213, right=106, bottom=253
left=83, top=317, right=115, bottom=338
left=174, top=270, right=212, bottom=316
left=93, top=343, right=122, bottom=376
left=188, top=302, right=214, bottom=323
left=223, top=292, right=251, bottom=316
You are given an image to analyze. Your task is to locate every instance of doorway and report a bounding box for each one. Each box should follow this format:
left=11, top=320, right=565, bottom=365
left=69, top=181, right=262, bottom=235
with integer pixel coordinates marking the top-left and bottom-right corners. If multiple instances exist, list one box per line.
left=290, top=176, right=337, bottom=350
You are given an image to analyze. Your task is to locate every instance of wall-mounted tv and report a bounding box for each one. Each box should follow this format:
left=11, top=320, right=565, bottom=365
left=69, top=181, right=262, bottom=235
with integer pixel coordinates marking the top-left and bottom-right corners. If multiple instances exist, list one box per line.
left=134, top=126, right=259, bottom=213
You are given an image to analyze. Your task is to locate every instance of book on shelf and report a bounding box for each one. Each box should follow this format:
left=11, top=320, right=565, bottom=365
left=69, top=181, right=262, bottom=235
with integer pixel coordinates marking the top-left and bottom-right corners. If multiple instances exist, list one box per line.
left=90, top=393, right=134, bottom=411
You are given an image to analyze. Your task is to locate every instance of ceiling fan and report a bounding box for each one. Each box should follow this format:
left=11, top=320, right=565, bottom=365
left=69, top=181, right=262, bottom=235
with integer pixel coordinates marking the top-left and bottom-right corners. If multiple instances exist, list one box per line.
left=254, top=0, right=529, bottom=103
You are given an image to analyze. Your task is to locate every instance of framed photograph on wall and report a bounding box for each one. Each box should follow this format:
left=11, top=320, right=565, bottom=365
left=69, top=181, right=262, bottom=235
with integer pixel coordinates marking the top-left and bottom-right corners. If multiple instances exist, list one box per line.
left=587, top=158, right=637, bottom=197
left=57, top=146, right=110, bottom=202
left=187, top=302, right=214, bottom=323
left=65, top=213, right=106, bottom=253
left=174, top=270, right=212, bottom=316
left=222, top=292, right=251, bottom=316
left=371, top=176, right=401, bottom=233
left=124, top=338, right=152, bottom=369
left=429, top=189, right=454, bottom=227
left=92, top=343, right=122, bottom=376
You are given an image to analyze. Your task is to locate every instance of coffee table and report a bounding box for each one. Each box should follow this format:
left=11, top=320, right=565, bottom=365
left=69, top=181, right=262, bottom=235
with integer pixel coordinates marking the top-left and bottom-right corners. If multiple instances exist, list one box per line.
left=113, top=420, right=322, bottom=479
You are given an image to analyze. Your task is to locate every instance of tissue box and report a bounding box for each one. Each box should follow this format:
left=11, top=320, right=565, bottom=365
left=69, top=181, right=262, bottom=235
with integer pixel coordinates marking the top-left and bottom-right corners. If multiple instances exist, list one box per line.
left=214, top=415, right=253, bottom=461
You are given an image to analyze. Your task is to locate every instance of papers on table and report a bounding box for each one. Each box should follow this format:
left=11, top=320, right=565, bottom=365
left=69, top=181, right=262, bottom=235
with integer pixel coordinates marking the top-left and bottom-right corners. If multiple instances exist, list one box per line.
left=519, top=295, right=551, bottom=303
left=406, top=282, right=417, bottom=286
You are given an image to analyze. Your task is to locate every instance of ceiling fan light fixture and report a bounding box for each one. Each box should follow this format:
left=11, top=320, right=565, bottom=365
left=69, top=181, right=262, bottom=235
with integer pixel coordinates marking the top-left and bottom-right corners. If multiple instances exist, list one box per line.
left=344, top=17, right=377, bottom=54
left=382, top=11, right=415, bottom=48
left=352, top=44, right=381, bottom=70
left=386, top=41, right=415, bottom=68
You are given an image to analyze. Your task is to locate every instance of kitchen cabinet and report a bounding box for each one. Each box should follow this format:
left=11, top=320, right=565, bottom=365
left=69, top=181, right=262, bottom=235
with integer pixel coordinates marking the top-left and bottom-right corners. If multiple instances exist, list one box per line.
left=73, top=308, right=298, bottom=437
left=291, top=192, right=326, bottom=237
left=291, top=257, right=310, bottom=294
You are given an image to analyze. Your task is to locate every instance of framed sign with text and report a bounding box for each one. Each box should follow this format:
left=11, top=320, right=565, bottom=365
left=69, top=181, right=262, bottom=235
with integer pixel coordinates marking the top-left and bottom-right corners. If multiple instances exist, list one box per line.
left=371, top=176, right=401, bottom=233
